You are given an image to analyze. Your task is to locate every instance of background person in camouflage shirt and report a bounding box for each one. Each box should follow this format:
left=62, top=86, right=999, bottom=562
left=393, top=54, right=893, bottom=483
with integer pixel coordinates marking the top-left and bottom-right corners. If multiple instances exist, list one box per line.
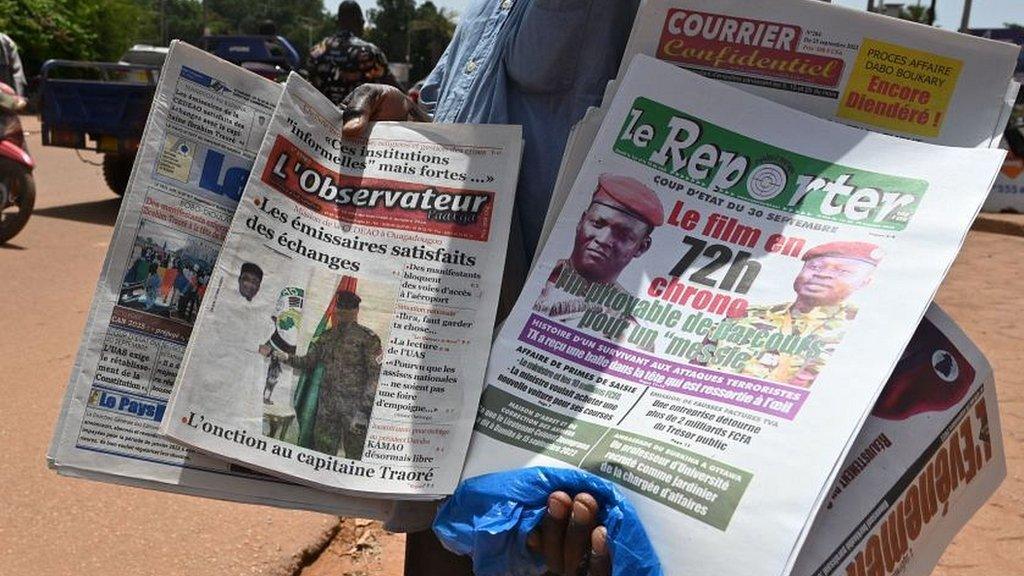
left=276, top=290, right=382, bottom=460
left=705, top=241, right=882, bottom=388
left=304, top=1, right=401, bottom=106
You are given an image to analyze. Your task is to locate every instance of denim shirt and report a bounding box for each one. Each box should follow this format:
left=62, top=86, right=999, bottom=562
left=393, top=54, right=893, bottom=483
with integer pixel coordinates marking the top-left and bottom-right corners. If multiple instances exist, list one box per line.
left=419, top=0, right=640, bottom=262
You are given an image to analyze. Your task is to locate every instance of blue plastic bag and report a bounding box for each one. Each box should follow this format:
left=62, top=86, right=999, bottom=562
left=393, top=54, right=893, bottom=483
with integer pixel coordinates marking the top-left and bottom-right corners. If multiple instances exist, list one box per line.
left=434, top=467, right=663, bottom=576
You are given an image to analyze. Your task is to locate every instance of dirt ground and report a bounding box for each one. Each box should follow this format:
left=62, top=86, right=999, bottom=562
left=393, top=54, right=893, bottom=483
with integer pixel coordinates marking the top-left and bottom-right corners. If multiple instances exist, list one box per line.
left=299, top=519, right=405, bottom=576
left=2, top=115, right=1020, bottom=575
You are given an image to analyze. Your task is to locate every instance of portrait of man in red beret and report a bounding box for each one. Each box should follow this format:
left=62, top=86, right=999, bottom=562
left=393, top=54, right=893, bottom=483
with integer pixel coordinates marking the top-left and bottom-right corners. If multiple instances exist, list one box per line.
left=705, top=240, right=882, bottom=388
left=533, top=174, right=664, bottom=344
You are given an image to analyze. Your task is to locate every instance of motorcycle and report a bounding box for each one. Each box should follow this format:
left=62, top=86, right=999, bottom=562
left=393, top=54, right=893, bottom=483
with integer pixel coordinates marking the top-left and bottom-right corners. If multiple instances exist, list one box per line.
left=0, top=81, right=34, bottom=244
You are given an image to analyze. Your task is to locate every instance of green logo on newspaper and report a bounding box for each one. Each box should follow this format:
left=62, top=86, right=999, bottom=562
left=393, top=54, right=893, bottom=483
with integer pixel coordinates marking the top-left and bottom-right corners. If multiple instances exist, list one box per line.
left=614, top=98, right=928, bottom=232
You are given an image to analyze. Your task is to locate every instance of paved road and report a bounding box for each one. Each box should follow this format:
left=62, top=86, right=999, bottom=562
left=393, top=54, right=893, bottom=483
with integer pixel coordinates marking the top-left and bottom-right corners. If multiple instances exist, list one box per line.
left=0, top=117, right=338, bottom=576
left=2, top=115, right=1021, bottom=575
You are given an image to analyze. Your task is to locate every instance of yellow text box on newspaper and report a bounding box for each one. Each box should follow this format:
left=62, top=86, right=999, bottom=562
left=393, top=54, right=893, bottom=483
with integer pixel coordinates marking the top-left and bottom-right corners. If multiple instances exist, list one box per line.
left=837, top=38, right=963, bottom=138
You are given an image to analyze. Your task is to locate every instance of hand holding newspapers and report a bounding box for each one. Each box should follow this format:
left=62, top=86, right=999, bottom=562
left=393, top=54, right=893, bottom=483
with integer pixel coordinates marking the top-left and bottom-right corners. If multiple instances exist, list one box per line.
left=47, top=0, right=1015, bottom=568
left=47, top=41, right=397, bottom=520
left=459, top=54, right=1005, bottom=576
left=161, top=73, right=523, bottom=498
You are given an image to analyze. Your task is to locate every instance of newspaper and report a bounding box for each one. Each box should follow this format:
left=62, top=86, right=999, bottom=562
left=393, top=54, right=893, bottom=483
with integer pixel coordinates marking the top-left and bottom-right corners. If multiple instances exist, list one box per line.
left=47, top=41, right=393, bottom=520
left=460, top=55, right=1004, bottom=576
left=794, top=304, right=1005, bottom=576
left=611, top=0, right=1021, bottom=148
left=544, top=2, right=1020, bottom=254
left=161, top=73, right=523, bottom=499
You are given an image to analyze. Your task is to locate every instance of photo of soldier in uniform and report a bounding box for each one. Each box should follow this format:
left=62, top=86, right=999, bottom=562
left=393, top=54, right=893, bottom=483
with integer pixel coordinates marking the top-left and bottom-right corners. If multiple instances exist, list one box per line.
left=262, top=274, right=394, bottom=461
left=533, top=173, right=665, bottom=348
left=705, top=241, right=882, bottom=388
left=117, top=219, right=217, bottom=326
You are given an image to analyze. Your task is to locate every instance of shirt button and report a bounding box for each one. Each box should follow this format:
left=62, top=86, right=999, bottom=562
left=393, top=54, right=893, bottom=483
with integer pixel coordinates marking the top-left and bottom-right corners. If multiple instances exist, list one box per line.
left=465, top=59, right=478, bottom=73
left=500, top=0, right=513, bottom=9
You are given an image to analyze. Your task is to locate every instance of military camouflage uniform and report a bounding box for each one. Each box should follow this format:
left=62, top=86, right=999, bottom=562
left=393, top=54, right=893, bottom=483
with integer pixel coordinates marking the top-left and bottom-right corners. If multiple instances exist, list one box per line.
left=304, top=31, right=397, bottom=105
left=286, top=321, right=382, bottom=459
left=706, top=303, right=857, bottom=387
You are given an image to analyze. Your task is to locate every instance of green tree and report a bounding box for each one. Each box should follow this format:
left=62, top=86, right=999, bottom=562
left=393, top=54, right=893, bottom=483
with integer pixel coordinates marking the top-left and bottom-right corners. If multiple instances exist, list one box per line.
left=134, top=0, right=204, bottom=46
left=366, top=0, right=454, bottom=81
left=408, top=1, right=454, bottom=81
left=896, top=0, right=937, bottom=25
left=366, top=0, right=417, bottom=63
left=0, top=0, right=146, bottom=75
left=204, top=0, right=333, bottom=51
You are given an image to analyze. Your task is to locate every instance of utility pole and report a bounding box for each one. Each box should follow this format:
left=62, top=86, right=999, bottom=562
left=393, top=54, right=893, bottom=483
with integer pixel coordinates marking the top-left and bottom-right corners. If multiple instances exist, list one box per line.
left=867, top=0, right=876, bottom=12
left=960, top=0, right=973, bottom=32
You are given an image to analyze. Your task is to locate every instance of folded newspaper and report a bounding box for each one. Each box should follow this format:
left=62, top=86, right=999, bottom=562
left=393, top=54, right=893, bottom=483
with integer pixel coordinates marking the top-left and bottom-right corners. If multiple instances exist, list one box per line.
left=46, top=41, right=399, bottom=520
left=612, top=0, right=1021, bottom=147
left=793, top=305, right=1004, bottom=576
left=459, top=54, right=1005, bottom=576
left=160, top=72, right=523, bottom=499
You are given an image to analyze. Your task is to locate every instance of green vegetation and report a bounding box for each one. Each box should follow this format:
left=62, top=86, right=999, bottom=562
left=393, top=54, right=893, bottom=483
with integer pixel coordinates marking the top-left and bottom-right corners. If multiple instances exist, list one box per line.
left=0, top=0, right=455, bottom=83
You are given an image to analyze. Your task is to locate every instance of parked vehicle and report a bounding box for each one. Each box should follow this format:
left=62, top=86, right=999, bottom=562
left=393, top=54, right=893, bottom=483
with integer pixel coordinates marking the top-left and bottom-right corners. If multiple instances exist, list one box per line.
left=39, top=53, right=162, bottom=195
left=0, top=81, right=34, bottom=243
left=198, top=35, right=301, bottom=82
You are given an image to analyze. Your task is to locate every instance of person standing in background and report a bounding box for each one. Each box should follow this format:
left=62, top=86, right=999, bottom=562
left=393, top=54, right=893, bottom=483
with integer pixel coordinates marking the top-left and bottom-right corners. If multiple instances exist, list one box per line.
left=0, top=32, right=26, bottom=97
left=340, top=1, right=647, bottom=573
left=304, top=1, right=402, bottom=106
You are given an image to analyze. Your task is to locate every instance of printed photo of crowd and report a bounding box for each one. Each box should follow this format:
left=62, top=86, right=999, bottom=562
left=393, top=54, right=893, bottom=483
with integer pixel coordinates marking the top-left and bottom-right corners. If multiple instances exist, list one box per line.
left=118, top=219, right=218, bottom=325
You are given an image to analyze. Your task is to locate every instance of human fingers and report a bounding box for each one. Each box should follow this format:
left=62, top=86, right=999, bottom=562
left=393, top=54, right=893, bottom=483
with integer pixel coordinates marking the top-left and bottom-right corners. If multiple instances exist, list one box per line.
left=588, top=526, right=611, bottom=576
left=540, top=491, right=573, bottom=574
left=563, top=492, right=600, bottom=575
left=341, top=84, right=412, bottom=138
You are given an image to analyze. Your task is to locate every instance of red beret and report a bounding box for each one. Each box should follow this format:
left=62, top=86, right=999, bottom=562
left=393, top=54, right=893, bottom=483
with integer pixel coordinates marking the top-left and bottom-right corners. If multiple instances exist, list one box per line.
left=591, top=174, right=665, bottom=228
left=802, top=241, right=883, bottom=266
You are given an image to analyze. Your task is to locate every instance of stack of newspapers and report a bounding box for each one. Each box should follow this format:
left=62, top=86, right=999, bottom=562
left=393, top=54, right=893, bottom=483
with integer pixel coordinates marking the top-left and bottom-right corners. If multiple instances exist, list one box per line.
left=49, top=1, right=1021, bottom=574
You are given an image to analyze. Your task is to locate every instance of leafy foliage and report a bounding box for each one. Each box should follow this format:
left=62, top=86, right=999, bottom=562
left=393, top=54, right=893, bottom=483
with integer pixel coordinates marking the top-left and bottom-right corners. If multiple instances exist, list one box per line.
left=1, top=0, right=453, bottom=85
left=1, top=0, right=145, bottom=73
left=367, top=0, right=454, bottom=82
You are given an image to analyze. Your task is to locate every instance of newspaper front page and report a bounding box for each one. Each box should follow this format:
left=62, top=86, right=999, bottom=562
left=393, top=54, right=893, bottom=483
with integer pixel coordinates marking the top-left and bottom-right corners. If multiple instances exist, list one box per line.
left=545, top=2, right=1019, bottom=255
left=47, top=41, right=392, bottom=519
left=162, top=73, right=523, bottom=498
left=460, top=55, right=1004, bottom=576
left=613, top=0, right=1020, bottom=148
left=794, top=304, right=1005, bottom=576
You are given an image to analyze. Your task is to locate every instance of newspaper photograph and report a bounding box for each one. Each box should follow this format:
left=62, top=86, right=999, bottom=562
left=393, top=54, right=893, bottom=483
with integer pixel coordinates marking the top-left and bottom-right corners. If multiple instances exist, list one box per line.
left=162, top=72, right=523, bottom=498
left=794, top=304, right=1005, bottom=576
left=613, top=0, right=1020, bottom=148
left=460, top=55, right=1005, bottom=576
left=47, top=41, right=392, bottom=519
